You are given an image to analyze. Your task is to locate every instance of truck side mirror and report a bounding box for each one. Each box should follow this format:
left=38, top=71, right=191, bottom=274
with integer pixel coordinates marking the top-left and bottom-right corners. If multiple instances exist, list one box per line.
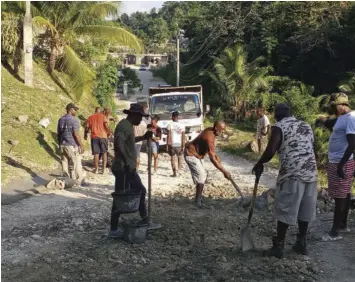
left=205, top=104, right=210, bottom=113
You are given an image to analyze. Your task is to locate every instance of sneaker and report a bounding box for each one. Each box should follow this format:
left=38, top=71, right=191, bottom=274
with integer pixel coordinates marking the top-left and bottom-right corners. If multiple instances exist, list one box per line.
left=321, top=233, right=343, bottom=241
left=107, top=229, right=124, bottom=239
left=140, top=217, right=162, bottom=230
left=339, top=227, right=351, bottom=233
left=148, top=222, right=162, bottom=230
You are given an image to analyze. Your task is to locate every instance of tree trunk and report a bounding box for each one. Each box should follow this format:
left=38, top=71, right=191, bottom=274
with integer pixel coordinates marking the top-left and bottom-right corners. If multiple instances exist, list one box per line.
left=23, top=0, right=33, bottom=87
left=48, top=47, right=57, bottom=73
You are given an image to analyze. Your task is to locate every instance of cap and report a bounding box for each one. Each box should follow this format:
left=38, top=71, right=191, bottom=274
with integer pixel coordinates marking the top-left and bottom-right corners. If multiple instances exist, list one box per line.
left=66, top=103, right=79, bottom=111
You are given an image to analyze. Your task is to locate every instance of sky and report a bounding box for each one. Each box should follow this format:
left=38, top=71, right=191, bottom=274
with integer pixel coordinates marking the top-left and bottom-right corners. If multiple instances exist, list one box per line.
left=120, top=1, right=165, bottom=15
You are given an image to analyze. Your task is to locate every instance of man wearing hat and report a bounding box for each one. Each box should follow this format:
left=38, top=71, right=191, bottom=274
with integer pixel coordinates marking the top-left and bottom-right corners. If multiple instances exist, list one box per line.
left=109, top=103, right=161, bottom=238
left=253, top=103, right=318, bottom=258
left=319, top=93, right=355, bottom=241
left=57, top=103, right=84, bottom=183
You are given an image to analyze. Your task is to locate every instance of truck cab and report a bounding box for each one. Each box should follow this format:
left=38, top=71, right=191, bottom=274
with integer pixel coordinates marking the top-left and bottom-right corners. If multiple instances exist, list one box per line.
left=148, top=85, right=207, bottom=146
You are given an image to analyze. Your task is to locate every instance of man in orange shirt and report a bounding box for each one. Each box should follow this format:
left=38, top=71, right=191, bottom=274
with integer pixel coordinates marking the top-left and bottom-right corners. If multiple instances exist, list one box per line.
left=85, top=108, right=111, bottom=174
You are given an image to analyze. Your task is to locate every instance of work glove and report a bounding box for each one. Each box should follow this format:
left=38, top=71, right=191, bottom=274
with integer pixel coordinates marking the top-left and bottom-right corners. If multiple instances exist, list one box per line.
left=337, top=164, right=346, bottom=179
left=252, top=162, right=264, bottom=181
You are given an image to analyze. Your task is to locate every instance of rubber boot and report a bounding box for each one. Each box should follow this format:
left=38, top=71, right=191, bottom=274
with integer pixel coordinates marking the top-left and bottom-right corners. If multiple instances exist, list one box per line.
left=292, top=234, right=308, bottom=255
left=263, top=236, right=284, bottom=259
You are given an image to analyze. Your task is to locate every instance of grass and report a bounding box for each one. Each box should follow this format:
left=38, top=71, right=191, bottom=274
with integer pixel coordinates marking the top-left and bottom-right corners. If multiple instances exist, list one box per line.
left=1, top=61, right=97, bottom=184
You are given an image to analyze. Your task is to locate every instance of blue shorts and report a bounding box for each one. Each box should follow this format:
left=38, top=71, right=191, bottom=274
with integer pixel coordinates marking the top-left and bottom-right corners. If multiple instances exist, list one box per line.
left=150, top=141, right=159, bottom=154
left=135, top=144, right=142, bottom=158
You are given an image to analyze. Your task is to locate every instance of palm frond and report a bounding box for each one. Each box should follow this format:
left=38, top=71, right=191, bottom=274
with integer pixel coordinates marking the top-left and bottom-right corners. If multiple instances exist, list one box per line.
left=61, top=45, right=96, bottom=101
left=33, top=16, right=57, bottom=35
left=88, top=2, right=120, bottom=18
left=73, top=25, right=142, bottom=52
left=16, top=1, right=42, bottom=17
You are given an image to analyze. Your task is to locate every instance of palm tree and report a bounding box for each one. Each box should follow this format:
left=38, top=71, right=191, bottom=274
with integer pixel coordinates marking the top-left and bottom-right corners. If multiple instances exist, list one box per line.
left=206, top=44, right=269, bottom=119
left=23, top=0, right=33, bottom=87
left=22, top=1, right=142, bottom=101
left=338, top=72, right=355, bottom=95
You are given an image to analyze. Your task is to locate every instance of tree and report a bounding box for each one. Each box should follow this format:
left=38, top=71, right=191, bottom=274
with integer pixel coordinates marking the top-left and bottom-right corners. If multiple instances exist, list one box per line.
left=23, top=0, right=33, bottom=87
left=207, top=44, right=269, bottom=119
left=27, top=1, right=142, bottom=101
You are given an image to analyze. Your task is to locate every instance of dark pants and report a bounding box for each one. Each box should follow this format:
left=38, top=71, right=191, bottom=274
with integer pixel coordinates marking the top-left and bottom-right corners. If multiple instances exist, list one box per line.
left=110, top=169, right=147, bottom=230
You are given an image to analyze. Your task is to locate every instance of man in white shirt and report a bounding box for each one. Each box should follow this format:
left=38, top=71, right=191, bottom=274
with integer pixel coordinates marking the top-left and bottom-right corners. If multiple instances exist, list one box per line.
left=256, top=108, right=271, bottom=153
left=167, top=111, right=185, bottom=177
left=133, top=120, right=147, bottom=170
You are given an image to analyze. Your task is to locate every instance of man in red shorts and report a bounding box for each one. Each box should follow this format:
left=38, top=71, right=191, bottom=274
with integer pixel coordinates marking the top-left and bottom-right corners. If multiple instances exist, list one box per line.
left=321, top=93, right=355, bottom=241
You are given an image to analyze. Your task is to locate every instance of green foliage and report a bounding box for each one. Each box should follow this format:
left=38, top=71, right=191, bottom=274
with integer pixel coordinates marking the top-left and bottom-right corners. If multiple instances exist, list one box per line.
left=1, top=12, right=22, bottom=68
left=120, top=68, right=141, bottom=88
left=71, top=39, right=110, bottom=64
left=151, top=63, right=176, bottom=86
left=313, top=127, right=330, bottom=170
left=94, top=58, right=119, bottom=111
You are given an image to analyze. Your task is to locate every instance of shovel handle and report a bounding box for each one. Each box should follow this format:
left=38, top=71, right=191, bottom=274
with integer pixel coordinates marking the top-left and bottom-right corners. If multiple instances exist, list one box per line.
left=230, top=178, right=244, bottom=199
left=247, top=179, right=259, bottom=224
left=147, top=137, right=152, bottom=220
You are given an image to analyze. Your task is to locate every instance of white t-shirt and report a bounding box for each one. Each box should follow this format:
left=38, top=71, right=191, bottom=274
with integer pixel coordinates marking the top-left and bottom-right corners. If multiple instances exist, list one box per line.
left=167, top=121, right=185, bottom=147
left=328, top=111, right=355, bottom=163
left=256, top=115, right=270, bottom=138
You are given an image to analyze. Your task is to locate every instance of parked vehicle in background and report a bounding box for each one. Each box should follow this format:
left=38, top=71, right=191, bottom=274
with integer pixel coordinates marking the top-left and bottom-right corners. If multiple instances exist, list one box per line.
left=148, top=85, right=209, bottom=148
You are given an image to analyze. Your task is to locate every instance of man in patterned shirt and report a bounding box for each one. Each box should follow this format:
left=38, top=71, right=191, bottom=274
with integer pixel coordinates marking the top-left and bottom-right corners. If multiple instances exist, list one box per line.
left=253, top=103, right=318, bottom=258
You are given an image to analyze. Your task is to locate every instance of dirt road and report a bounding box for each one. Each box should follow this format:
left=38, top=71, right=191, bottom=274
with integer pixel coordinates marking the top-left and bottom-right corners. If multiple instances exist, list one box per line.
left=2, top=148, right=354, bottom=282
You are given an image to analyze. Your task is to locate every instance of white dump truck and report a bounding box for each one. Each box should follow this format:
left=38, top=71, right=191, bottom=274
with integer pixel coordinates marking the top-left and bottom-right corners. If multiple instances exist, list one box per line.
left=148, top=85, right=209, bottom=147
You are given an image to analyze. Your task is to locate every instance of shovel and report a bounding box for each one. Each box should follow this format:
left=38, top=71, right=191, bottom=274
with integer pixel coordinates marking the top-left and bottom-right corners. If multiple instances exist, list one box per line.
left=240, top=174, right=260, bottom=252
left=230, top=178, right=244, bottom=199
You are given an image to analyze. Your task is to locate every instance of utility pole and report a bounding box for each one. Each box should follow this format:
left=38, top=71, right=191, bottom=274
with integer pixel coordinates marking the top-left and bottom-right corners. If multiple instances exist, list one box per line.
left=24, top=0, right=33, bottom=87
left=176, top=31, right=180, bottom=87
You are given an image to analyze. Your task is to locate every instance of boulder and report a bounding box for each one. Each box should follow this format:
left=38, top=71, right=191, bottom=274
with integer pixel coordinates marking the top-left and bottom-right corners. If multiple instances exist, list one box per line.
left=8, top=139, right=19, bottom=146
left=39, top=118, right=50, bottom=128
left=17, top=115, right=29, bottom=123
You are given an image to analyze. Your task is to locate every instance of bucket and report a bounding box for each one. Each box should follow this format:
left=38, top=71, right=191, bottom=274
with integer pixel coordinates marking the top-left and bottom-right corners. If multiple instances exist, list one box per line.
left=122, top=220, right=148, bottom=244
left=112, top=191, right=141, bottom=214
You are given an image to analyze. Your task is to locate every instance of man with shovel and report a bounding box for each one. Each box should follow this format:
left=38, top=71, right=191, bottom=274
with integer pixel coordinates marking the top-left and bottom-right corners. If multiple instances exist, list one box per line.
left=184, top=120, right=231, bottom=206
left=252, top=103, right=318, bottom=258
left=109, top=103, right=161, bottom=238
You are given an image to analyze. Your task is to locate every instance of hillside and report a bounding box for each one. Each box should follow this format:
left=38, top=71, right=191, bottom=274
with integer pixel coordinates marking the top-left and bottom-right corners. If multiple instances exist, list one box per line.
left=1, top=62, right=97, bottom=184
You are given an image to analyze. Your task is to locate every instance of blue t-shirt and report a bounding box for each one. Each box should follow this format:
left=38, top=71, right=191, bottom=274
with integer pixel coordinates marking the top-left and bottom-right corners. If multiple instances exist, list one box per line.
left=57, top=114, right=79, bottom=147
left=328, top=111, right=355, bottom=163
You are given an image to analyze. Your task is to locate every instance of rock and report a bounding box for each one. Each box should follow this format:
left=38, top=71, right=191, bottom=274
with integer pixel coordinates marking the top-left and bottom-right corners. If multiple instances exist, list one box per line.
left=8, top=139, right=19, bottom=146
left=31, top=234, right=41, bottom=240
left=18, top=115, right=29, bottom=123
left=46, top=179, right=65, bottom=190
left=74, top=219, right=83, bottom=226
left=39, top=118, right=50, bottom=128
left=221, top=256, right=227, bottom=262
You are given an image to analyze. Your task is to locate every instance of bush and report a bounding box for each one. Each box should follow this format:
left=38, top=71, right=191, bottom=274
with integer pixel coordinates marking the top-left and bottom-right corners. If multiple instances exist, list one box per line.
left=120, top=68, right=141, bottom=88
left=94, top=59, right=119, bottom=111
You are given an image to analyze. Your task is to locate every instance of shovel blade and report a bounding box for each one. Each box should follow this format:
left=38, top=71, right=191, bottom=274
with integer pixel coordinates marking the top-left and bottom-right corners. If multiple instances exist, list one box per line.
left=241, top=226, right=254, bottom=252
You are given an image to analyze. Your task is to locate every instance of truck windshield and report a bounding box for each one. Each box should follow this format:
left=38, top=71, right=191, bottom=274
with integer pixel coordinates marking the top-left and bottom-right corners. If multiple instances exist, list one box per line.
left=151, top=94, right=200, bottom=115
